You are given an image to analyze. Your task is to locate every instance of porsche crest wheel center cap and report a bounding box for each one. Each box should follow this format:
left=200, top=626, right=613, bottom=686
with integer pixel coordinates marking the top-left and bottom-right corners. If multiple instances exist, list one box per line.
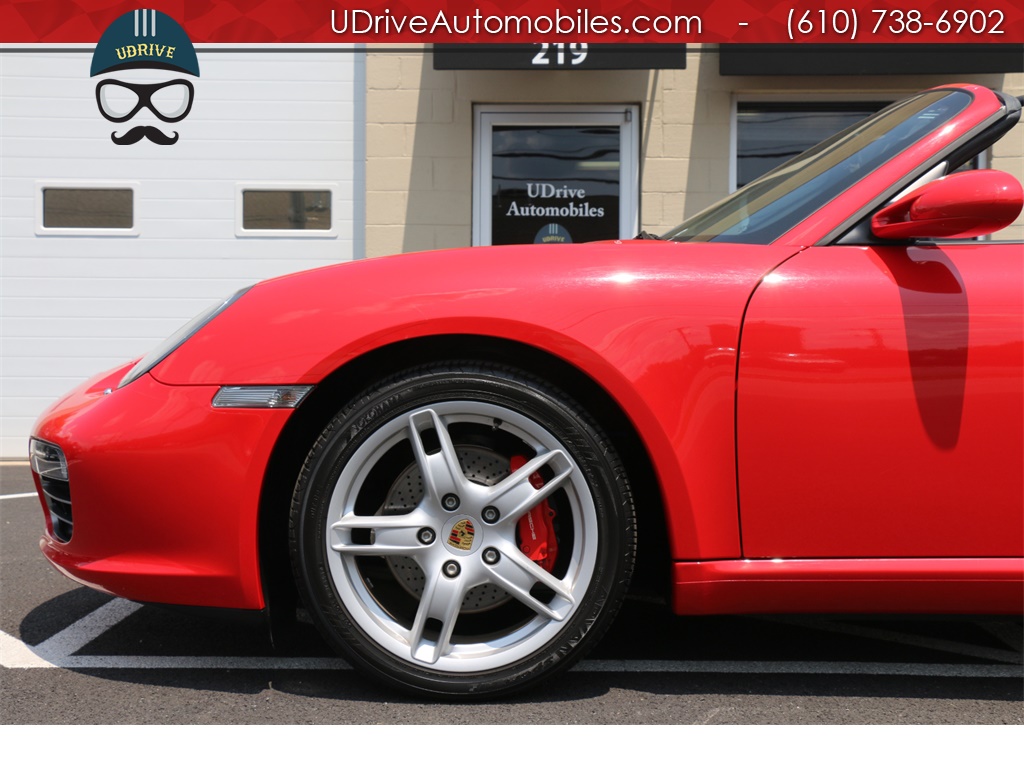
left=446, top=518, right=477, bottom=552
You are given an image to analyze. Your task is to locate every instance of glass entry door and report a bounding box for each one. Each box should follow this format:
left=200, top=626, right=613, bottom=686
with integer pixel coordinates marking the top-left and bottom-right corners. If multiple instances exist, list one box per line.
left=474, top=106, right=638, bottom=246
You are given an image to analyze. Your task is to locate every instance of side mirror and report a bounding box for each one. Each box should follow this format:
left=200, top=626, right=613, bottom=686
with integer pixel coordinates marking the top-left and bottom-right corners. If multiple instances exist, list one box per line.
left=872, top=169, right=1023, bottom=240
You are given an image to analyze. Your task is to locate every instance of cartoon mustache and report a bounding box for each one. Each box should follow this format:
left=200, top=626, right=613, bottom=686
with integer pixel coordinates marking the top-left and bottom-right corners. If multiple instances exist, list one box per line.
left=111, top=126, right=179, bottom=145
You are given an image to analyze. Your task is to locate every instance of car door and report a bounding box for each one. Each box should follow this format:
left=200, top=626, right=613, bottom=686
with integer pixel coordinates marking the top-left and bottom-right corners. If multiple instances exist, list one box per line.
left=736, top=239, right=1023, bottom=559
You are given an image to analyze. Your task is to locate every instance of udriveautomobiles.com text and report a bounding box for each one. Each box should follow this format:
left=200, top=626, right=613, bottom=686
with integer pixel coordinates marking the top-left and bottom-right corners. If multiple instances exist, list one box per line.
left=330, top=8, right=703, bottom=37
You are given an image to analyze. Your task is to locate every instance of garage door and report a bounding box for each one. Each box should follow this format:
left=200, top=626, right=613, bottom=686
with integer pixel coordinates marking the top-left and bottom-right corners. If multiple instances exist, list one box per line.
left=0, top=50, right=364, bottom=455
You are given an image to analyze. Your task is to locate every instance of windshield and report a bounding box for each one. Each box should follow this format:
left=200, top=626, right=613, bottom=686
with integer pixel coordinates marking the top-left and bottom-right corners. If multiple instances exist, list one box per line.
left=663, top=89, right=973, bottom=245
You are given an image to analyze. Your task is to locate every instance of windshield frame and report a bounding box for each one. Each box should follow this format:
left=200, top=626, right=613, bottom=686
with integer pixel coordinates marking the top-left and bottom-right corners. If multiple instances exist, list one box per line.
left=662, top=88, right=975, bottom=246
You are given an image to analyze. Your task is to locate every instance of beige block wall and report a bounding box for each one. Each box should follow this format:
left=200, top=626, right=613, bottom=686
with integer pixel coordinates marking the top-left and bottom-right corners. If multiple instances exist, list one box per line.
left=366, top=45, right=1023, bottom=256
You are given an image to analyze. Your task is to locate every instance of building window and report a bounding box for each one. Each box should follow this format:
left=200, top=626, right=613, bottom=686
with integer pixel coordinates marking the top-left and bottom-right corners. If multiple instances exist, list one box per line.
left=474, top=106, right=639, bottom=246
left=735, top=100, right=982, bottom=190
left=236, top=184, right=337, bottom=237
left=36, top=184, right=137, bottom=235
left=736, top=102, right=888, bottom=189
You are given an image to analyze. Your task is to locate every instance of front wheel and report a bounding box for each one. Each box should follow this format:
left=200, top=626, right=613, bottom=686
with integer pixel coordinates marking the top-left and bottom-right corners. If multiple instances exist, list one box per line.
left=289, top=364, right=635, bottom=698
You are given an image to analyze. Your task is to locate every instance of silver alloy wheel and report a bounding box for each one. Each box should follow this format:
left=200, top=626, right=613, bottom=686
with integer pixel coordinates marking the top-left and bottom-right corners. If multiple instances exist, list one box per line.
left=324, top=401, right=598, bottom=673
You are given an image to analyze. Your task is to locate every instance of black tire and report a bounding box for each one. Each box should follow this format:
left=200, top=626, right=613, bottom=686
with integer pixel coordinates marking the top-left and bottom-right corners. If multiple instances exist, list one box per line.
left=289, top=363, right=636, bottom=699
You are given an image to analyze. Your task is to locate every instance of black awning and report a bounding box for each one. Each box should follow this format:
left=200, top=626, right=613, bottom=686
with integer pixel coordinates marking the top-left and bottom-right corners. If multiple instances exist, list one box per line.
left=433, top=44, right=687, bottom=70
left=720, top=45, right=1024, bottom=76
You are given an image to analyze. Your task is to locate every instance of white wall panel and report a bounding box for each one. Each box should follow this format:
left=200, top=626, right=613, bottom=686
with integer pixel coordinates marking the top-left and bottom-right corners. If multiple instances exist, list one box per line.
left=0, top=49, right=365, bottom=455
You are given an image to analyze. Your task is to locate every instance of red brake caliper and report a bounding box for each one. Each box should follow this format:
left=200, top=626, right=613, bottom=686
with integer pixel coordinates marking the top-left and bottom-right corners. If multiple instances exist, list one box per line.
left=511, top=455, right=559, bottom=573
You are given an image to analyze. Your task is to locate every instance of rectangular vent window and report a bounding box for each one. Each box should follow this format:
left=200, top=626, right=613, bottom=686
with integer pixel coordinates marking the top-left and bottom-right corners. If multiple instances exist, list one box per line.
left=242, top=190, right=332, bottom=231
left=42, top=188, right=134, bottom=229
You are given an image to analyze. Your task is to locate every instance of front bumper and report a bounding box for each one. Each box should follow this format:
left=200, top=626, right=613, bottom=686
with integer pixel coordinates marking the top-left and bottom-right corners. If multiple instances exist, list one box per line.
left=31, top=364, right=293, bottom=609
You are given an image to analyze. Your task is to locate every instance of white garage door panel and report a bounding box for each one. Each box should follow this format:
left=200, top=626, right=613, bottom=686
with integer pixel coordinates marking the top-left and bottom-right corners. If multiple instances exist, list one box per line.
left=4, top=380, right=103, bottom=398
left=6, top=297, right=228, bottom=319
left=2, top=257, right=325, bottom=278
left=4, top=337, right=167, bottom=358
left=0, top=49, right=365, bottom=456
left=4, top=277, right=247, bottom=299
left=3, top=317, right=190, bottom=339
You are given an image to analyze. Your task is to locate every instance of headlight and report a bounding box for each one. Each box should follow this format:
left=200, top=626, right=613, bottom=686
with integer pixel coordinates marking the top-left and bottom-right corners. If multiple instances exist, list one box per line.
left=30, top=438, right=68, bottom=481
left=118, top=286, right=252, bottom=388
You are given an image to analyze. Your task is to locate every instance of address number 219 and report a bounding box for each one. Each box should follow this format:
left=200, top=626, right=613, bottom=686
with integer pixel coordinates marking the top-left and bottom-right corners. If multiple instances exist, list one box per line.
left=532, top=43, right=589, bottom=66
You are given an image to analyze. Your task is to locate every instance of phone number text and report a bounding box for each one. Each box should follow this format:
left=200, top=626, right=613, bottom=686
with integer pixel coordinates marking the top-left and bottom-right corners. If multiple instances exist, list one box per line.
left=787, top=8, right=1006, bottom=40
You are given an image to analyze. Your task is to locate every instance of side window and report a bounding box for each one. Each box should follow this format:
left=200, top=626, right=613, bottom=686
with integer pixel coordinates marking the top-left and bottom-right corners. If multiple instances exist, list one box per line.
left=735, top=102, right=887, bottom=190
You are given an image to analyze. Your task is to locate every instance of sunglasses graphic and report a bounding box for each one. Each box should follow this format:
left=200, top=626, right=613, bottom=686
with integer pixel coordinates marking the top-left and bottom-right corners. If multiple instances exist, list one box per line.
left=95, top=79, right=195, bottom=123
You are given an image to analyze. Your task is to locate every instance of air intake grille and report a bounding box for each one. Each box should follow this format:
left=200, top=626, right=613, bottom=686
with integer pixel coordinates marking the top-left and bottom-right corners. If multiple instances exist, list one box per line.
left=30, top=439, right=72, bottom=542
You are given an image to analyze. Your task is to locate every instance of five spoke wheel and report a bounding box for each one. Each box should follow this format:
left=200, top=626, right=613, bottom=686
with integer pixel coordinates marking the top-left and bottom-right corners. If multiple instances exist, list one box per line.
left=290, top=365, right=634, bottom=698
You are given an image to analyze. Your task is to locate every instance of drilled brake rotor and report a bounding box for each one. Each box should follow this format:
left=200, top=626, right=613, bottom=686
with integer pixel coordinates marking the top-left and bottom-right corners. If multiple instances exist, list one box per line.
left=383, top=446, right=513, bottom=613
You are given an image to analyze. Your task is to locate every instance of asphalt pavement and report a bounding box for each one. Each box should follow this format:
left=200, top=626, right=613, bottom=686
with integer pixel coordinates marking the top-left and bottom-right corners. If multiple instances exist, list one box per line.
left=2, top=463, right=1021, bottom=726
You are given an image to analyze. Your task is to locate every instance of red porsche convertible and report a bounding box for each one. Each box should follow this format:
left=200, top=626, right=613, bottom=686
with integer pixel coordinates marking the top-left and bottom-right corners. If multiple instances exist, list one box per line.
left=30, top=83, right=1023, bottom=698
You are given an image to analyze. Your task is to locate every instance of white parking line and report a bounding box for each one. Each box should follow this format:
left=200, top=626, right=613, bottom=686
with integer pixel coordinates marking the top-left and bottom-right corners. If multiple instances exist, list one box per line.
left=1, top=598, right=1021, bottom=677
left=32, top=597, right=141, bottom=658
left=0, top=636, right=352, bottom=670
left=576, top=659, right=1022, bottom=678
left=0, top=597, right=356, bottom=671
left=0, top=492, right=38, bottom=501
left=1, top=629, right=1019, bottom=677
left=1, top=629, right=56, bottom=668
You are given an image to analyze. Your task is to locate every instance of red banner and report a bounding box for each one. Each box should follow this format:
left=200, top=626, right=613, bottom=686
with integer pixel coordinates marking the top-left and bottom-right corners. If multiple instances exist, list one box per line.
left=1, top=0, right=1023, bottom=43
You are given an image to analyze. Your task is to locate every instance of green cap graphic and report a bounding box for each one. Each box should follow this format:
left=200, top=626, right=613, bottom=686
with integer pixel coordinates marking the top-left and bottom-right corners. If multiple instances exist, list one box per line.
left=91, top=9, right=200, bottom=77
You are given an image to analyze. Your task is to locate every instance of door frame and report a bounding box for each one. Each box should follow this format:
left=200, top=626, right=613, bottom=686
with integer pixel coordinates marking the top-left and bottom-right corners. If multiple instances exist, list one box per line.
left=472, top=104, right=640, bottom=246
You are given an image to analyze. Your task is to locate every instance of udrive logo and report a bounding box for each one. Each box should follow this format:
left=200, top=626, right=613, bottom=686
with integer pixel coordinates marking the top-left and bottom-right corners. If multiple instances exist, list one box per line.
left=90, top=10, right=200, bottom=145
